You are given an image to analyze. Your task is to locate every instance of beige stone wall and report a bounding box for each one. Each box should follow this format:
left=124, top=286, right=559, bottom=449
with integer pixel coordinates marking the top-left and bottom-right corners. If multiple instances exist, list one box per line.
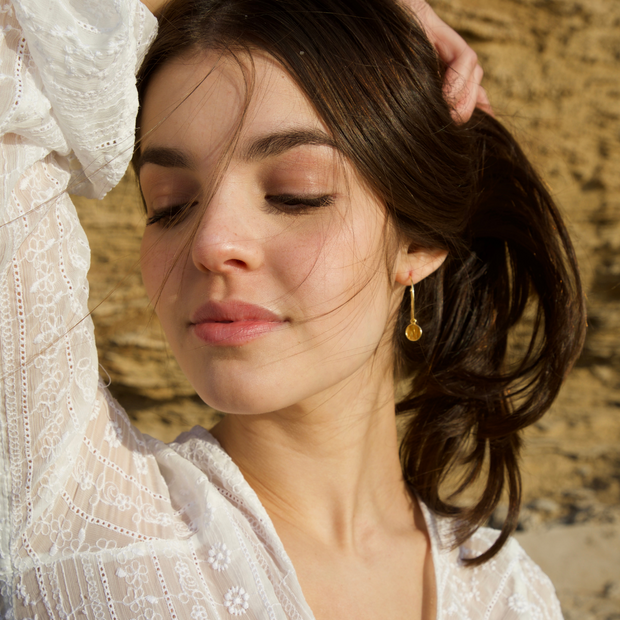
left=433, top=0, right=620, bottom=374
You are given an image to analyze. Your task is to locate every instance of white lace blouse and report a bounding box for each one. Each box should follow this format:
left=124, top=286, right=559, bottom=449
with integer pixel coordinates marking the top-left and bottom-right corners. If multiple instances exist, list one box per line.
left=0, top=1, right=564, bottom=618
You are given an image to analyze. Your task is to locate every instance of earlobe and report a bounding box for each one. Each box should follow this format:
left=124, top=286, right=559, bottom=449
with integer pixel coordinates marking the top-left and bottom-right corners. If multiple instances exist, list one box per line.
left=394, top=245, right=447, bottom=287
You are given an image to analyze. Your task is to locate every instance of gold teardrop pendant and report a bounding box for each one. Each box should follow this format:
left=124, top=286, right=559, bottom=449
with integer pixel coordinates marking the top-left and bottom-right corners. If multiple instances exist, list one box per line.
left=406, top=321, right=422, bottom=342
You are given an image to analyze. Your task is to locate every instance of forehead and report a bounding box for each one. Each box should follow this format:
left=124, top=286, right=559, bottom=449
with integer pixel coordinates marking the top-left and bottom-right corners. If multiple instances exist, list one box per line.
left=140, top=50, right=327, bottom=159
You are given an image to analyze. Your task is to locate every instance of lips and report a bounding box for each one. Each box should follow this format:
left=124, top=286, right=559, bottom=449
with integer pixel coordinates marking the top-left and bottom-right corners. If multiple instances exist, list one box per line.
left=189, top=300, right=286, bottom=346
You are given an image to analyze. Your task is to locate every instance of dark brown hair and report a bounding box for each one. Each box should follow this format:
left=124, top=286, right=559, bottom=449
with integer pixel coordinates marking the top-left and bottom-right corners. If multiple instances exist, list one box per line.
left=133, top=0, right=586, bottom=564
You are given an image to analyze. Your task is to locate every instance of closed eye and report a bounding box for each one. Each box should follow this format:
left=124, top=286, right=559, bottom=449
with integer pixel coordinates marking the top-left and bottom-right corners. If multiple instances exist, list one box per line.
left=146, top=202, right=198, bottom=227
left=265, top=194, right=334, bottom=213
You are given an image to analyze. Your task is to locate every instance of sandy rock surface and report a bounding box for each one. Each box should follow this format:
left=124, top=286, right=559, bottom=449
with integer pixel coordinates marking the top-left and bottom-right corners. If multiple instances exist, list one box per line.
left=73, top=0, right=620, bottom=617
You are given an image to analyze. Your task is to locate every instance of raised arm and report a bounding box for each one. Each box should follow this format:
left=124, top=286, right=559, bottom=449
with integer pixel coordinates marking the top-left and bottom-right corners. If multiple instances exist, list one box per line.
left=0, top=2, right=165, bottom=616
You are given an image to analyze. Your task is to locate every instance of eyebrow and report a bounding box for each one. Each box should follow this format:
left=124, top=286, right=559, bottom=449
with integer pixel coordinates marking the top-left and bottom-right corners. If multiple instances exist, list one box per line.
left=137, top=129, right=337, bottom=170
left=241, top=129, right=337, bottom=161
left=138, top=146, right=192, bottom=170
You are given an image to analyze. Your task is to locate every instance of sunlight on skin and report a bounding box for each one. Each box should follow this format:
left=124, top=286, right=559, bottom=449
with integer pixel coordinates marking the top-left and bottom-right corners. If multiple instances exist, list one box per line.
left=134, top=3, right=486, bottom=618
left=138, top=51, right=446, bottom=417
left=137, top=50, right=445, bottom=620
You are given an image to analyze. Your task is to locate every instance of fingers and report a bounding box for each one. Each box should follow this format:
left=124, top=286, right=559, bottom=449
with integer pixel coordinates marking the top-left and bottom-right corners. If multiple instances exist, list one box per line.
left=402, top=0, right=494, bottom=122
left=449, top=64, right=495, bottom=122
left=446, top=59, right=494, bottom=122
left=475, top=86, right=494, bottom=118
left=445, top=52, right=495, bottom=122
left=443, top=46, right=479, bottom=118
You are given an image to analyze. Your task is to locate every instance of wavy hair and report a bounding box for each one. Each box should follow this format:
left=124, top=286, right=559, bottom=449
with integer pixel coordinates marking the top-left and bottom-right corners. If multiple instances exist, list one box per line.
left=133, top=0, right=586, bottom=564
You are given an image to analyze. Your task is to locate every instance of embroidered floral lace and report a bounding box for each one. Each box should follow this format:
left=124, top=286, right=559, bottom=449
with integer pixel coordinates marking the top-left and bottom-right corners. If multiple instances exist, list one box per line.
left=0, top=1, right=564, bottom=618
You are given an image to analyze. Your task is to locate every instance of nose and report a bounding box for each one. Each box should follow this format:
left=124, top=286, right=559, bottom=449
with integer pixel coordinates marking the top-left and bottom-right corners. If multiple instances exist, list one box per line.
left=191, top=182, right=265, bottom=275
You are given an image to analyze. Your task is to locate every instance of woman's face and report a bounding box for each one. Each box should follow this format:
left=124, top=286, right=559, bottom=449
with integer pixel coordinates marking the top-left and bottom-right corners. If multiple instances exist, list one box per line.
left=138, top=51, right=413, bottom=414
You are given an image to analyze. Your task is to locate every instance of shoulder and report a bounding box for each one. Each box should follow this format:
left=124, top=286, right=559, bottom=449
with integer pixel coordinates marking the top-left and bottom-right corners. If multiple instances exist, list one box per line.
left=458, top=528, right=563, bottom=619
left=421, top=506, right=564, bottom=620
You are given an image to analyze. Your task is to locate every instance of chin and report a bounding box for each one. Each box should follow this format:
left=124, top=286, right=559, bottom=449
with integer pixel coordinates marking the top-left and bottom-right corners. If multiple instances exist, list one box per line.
left=192, top=374, right=296, bottom=416
left=200, top=394, right=293, bottom=417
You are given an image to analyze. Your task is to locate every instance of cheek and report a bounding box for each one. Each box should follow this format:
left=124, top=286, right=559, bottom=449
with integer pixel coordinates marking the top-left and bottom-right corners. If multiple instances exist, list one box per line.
left=265, top=227, right=330, bottom=316
left=273, top=211, right=388, bottom=322
left=140, top=229, right=181, bottom=308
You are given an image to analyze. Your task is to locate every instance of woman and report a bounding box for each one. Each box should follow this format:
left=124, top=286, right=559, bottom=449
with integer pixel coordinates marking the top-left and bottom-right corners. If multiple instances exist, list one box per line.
left=0, top=0, right=583, bottom=618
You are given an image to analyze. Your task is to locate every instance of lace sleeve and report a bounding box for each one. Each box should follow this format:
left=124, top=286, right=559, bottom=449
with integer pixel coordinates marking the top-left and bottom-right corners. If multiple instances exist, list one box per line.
left=0, top=1, right=160, bottom=615
left=1, top=0, right=156, bottom=199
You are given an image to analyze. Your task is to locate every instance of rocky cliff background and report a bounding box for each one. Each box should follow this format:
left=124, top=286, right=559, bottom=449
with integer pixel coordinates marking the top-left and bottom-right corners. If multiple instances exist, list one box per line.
left=72, top=0, right=620, bottom=616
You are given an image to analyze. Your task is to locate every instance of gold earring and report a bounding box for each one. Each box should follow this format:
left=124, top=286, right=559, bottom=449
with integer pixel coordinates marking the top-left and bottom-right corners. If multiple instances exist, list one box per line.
left=405, top=280, right=422, bottom=342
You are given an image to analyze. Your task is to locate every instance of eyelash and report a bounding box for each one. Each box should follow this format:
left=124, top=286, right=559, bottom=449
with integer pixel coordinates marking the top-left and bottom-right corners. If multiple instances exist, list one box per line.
left=265, top=194, right=335, bottom=213
left=146, top=194, right=334, bottom=227
left=146, top=202, right=198, bottom=227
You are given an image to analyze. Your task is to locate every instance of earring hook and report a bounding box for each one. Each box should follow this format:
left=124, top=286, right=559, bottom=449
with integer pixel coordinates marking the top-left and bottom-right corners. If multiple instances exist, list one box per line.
left=405, top=278, right=422, bottom=342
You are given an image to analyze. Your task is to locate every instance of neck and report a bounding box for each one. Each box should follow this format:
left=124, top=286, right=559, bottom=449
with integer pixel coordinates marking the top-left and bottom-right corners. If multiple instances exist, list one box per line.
left=210, top=362, right=415, bottom=550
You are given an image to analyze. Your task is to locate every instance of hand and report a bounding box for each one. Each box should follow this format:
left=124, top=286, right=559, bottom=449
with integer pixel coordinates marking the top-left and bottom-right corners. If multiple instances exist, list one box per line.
left=405, top=0, right=494, bottom=122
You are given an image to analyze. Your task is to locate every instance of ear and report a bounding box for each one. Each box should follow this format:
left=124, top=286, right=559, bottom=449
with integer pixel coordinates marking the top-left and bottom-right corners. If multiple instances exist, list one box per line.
left=393, top=243, right=447, bottom=287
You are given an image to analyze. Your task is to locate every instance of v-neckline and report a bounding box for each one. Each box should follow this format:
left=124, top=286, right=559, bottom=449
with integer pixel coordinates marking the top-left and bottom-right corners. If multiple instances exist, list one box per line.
left=174, top=425, right=444, bottom=620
